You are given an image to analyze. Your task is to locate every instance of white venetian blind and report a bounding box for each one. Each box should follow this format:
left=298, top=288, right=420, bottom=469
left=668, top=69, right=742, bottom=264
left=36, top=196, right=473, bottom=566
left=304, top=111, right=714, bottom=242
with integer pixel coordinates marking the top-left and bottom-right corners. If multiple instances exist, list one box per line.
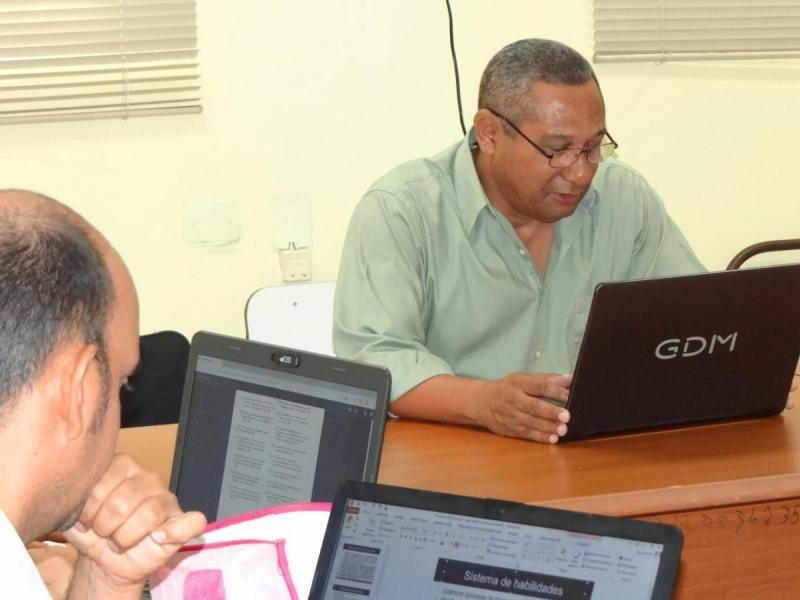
left=0, top=0, right=201, bottom=125
left=594, top=0, right=800, bottom=62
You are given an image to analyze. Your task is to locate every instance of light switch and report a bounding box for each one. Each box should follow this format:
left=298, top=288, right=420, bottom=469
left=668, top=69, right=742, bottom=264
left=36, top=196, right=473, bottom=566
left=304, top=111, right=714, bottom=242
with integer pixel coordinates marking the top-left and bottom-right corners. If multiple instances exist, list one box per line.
left=272, top=192, right=312, bottom=249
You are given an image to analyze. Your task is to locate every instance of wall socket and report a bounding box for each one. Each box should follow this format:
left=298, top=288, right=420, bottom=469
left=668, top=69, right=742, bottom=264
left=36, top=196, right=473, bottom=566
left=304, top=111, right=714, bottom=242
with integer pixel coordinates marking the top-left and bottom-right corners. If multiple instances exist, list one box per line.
left=279, top=244, right=311, bottom=282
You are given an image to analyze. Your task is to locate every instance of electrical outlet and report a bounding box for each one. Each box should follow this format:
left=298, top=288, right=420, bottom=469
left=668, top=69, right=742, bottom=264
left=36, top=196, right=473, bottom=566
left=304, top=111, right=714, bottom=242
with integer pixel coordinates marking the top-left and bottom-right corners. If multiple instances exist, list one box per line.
left=279, top=245, right=311, bottom=282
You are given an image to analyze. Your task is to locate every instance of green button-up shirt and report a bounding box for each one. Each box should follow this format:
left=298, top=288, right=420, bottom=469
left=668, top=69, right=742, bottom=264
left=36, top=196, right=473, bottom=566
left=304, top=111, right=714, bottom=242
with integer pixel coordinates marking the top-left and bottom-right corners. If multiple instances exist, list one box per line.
left=334, top=133, right=705, bottom=400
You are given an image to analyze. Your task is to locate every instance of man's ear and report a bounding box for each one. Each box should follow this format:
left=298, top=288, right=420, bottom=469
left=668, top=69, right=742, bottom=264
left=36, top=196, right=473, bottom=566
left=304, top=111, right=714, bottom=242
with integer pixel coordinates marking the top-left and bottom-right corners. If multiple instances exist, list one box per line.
left=473, top=109, right=500, bottom=155
left=51, top=343, right=100, bottom=443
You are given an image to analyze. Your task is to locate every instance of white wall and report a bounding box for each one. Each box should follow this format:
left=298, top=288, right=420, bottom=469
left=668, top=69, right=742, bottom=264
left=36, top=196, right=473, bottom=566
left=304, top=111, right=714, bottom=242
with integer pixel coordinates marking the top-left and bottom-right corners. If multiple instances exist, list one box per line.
left=2, top=1, right=798, bottom=338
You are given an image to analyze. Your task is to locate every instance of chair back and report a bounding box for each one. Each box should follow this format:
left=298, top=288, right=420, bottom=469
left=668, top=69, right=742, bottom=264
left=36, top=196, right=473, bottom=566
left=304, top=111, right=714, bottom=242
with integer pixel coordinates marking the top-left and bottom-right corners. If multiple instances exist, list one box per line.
left=727, top=239, right=800, bottom=270
left=245, top=281, right=336, bottom=355
left=121, top=330, right=190, bottom=428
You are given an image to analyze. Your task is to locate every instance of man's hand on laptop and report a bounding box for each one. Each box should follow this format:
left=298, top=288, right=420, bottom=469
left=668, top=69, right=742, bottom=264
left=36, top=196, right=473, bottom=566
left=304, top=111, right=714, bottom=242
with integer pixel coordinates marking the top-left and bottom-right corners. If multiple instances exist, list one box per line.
left=476, top=373, right=572, bottom=444
left=63, top=454, right=207, bottom=599
left=787, top=372, right=799, bottom=410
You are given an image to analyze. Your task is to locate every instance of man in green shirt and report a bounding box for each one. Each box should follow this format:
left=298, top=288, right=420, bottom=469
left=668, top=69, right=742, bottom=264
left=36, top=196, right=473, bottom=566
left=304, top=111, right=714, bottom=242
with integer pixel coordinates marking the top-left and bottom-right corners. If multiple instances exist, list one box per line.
left=334, top=39, right=706, bottom=443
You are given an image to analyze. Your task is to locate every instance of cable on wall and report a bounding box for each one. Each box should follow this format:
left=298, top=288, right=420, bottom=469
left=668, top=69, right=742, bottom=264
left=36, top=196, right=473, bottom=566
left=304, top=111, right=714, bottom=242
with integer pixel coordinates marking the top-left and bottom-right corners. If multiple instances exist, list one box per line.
left=445, top=0, right=466, bottom=135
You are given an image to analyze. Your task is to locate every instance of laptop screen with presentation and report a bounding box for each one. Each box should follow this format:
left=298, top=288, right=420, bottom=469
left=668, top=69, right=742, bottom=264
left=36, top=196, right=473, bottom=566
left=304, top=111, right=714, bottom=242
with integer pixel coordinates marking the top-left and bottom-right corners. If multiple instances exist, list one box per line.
left=169, top=331, right=390, bottom=521
left=563, top=264, right=800, bottom=441
left=309, top=482, right=683, bottom=600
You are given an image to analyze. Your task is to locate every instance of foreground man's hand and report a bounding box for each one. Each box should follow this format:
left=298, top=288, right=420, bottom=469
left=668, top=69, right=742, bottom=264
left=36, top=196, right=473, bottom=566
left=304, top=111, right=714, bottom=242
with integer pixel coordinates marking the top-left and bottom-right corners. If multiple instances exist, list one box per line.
left=64, top=454, right=206, bottom=599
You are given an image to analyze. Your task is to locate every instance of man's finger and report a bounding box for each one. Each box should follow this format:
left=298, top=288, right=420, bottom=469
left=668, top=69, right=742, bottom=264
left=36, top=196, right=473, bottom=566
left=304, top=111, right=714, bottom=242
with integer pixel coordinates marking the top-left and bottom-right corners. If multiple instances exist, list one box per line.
left=524, top=427, right=566, bottom=444
left=63, top=522, right=101, bottom=550
left=516, top=373, right=572, bottom=404
left=83, top=471, right=164, bottom=537
left=150, top=511, right=207, bottom=547
left=525, top=416, right=568, bottom=438
left=503, top=398, right=569, bottom=441
left=515, top=393, right=570, bottom=424
left=105, top=494, right=182, bottom=552
left=549, top=373, right=573, bottom=390
left=77, top=455, right=145, bottom=528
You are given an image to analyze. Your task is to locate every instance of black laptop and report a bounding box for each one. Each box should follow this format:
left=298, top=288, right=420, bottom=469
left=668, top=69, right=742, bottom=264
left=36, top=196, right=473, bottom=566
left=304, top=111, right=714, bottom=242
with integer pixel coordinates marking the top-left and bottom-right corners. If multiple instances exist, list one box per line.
left=563, top=264, right=800, bottom=441
left=309, top=481, right=683, bottom=600
left=169, top=331, right=391, bottom=521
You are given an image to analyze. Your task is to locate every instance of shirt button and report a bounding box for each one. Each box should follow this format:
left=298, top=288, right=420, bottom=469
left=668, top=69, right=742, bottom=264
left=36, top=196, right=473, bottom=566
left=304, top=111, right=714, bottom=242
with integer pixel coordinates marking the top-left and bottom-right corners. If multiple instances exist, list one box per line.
left=518, top=248, right=526, bottom=256
left=535, top=350, right=542, bottom=358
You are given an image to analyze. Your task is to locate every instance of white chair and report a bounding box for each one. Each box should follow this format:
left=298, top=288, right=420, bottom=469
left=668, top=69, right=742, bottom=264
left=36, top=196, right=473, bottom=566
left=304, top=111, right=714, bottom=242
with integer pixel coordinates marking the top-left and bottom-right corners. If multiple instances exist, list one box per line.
left=245, top=281, right=336, bottom=355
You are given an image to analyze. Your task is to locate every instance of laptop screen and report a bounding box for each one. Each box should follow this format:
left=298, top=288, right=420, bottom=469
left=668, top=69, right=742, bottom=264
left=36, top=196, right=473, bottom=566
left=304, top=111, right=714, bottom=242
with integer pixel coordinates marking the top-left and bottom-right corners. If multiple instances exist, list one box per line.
left=311, top=484, right=681, bottom=600
left=170, top=333, right=390, bottom=522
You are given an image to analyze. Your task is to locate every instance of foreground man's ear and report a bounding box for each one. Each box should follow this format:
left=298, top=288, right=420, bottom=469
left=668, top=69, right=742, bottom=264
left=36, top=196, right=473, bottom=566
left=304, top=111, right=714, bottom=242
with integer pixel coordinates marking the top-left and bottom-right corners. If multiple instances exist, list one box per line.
left=51, top=343, right=101, bottom=443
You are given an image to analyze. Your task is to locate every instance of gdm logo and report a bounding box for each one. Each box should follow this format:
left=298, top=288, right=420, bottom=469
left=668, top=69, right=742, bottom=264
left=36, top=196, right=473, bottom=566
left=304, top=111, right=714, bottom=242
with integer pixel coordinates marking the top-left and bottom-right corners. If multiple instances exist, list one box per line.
left=655, top=333, right=738, bottom=360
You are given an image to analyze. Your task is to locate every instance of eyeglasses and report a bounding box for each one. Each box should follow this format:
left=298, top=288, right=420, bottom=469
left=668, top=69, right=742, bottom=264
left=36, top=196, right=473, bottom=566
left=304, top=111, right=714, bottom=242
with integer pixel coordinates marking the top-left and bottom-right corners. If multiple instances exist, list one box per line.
left=487, top=108, right=618, bottom=169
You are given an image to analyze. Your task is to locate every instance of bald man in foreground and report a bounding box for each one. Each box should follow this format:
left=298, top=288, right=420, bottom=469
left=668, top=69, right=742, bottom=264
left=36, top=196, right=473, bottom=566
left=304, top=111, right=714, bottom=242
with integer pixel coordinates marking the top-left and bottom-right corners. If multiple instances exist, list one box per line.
left=0, top=190, right=206, bottom=598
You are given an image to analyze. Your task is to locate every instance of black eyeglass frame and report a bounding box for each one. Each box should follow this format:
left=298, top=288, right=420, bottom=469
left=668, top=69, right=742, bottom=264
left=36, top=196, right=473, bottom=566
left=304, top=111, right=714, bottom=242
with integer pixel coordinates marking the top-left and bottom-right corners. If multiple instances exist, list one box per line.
left=486, top=108, right=618, bottom=168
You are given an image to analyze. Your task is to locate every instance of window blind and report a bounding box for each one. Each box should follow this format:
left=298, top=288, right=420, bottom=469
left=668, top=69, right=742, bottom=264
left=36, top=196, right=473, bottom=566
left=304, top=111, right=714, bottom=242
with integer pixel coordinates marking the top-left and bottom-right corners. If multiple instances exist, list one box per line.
left=594, top=0, right=800, bottom=62
left=0, top=0, right=201, bottom=125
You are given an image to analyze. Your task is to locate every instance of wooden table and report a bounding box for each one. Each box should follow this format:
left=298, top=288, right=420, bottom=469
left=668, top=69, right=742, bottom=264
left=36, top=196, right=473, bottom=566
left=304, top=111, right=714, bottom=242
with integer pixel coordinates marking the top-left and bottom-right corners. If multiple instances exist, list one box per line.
left=118, top=410, right=800, bottom=599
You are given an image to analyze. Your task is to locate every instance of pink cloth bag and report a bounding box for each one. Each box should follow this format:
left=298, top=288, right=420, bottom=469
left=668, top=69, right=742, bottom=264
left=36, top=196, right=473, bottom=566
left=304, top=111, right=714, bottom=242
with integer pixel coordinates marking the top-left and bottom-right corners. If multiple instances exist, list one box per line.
left=149, top=539, right=295, bottom=600
left=149, top=502, right=332, bottom=600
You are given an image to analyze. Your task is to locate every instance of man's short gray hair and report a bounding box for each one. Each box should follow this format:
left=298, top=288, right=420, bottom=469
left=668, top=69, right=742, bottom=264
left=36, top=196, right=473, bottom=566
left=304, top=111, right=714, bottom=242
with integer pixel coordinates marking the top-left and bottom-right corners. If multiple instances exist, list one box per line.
left=0, top=191, right=113, bottom=425
left=478, top=39, right=598, bottom=122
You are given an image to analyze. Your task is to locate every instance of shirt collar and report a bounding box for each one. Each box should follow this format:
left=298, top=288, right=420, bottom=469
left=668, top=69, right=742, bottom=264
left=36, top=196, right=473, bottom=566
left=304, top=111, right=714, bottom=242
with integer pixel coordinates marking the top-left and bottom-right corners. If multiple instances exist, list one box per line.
left=452, top=128, right=493, bottom=234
